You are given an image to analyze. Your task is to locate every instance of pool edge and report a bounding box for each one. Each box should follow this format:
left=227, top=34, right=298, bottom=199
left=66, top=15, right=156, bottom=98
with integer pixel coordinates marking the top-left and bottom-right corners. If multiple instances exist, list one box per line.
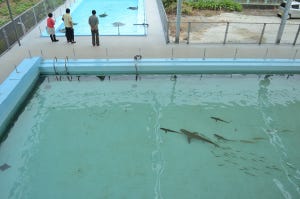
left=0, top=57, right=41, bottom=141
left=1, top=57, right=300, bottom=140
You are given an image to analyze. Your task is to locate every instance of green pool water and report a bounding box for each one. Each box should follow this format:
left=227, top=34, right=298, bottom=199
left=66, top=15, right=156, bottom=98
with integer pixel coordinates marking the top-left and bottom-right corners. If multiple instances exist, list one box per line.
left=0, top=75, right=299, bottom=199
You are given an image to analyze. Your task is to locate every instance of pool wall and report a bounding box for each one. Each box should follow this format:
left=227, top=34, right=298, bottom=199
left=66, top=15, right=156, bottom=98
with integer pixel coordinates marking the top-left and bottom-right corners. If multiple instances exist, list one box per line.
left=1, top=57, right=300, bottom=139
left=40, top=58, right=300, bottom=75
left=0, top=57, right=41, bottom=138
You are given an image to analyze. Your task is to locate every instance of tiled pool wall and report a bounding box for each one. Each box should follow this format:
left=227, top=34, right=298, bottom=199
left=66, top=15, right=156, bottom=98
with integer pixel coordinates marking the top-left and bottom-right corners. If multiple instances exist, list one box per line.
left=1, top=57, right=300, bottom=139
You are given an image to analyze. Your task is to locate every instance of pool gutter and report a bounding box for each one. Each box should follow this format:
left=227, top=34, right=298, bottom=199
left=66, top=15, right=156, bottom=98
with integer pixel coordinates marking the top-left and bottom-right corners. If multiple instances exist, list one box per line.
left=40, top=58, right=300, bottom=75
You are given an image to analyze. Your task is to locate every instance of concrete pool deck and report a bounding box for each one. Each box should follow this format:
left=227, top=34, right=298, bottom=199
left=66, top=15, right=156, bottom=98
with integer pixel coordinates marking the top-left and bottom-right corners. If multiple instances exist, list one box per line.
left=1, top=0, right=300, bottom=83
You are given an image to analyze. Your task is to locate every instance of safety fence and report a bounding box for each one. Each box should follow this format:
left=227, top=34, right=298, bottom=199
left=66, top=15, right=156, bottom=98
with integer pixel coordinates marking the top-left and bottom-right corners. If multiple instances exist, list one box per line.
left=235, top=0, right=281, bottom=5
left=156, top=0, right=170, bottom=43
left=0, top=0, right=66, bottom=56
left=167, top=21, right=300, bottom=45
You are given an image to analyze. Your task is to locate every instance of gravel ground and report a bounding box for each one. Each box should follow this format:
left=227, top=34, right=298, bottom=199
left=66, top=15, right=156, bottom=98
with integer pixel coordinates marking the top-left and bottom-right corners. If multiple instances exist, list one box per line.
left=168, top=9, right=300, bottom=44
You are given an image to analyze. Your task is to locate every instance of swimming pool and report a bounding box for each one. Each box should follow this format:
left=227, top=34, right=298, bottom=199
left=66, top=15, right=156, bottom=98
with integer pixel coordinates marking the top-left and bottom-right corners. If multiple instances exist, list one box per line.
left=0, top=58, right=300, bottom=198
left=42, top=0, right=147, bottom=36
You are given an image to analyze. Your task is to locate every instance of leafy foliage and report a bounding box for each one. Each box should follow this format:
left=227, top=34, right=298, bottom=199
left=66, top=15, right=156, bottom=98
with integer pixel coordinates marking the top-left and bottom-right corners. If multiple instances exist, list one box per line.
left=0, top=0, right=64, bottom=26
left=162, top=0, right=177, bottom=8
left=0, top=6, right=9, bottom=16
left=163, top=0, right=243, bottom=14
left=163, top=0, right=194, bottom=15
left=189, top=0, right=243, bottom=12
left=0, top=0, right=37, bottom=26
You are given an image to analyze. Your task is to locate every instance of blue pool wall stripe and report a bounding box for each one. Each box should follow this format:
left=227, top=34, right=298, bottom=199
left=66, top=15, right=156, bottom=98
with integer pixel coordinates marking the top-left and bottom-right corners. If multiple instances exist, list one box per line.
left=1, top=57, right=300, bottom=138
left=40, top=58, right=300, bottom=75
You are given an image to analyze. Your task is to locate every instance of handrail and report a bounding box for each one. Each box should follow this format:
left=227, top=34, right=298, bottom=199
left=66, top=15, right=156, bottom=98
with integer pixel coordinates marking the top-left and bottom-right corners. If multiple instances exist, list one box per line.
left=53, top=56, right=58, bottom=75
left=53, top=56, right=61, bottom=81
left=167, top=21, right=300, bottom=45
left=134, top=55, right=142, bottom=81
left=134, top=55, right=142, bottom=60
left=65, top=56, right=72, bottom=81
left=133, top=23, right=149, bottom=27
left=64, top=56, right=69, bottom=74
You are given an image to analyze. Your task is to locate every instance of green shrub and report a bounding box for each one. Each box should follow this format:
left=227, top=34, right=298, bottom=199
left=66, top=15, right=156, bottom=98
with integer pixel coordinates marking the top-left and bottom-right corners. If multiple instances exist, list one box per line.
left=182, top=2, right=194, bottom=15
left=162, top=0, right=177, bottom=9
left=0, top=40, right=6, bottom=54
left=163, top=1, right=177, bottom=13
left=188, top=0, right=242, bottom=12
left=0, top=7, right=9, bottom=16
left=0, top=0, right=66, bottom=27
left=163, top=0, right=195, bottom=15
left=164, top=0, right=243, bottom=14
left=0, top=17, right=8, bottom=26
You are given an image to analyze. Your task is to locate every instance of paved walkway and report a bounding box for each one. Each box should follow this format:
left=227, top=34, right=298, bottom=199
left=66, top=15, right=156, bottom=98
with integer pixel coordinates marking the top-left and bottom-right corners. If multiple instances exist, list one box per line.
left=0, top=0, right=299, bottom=83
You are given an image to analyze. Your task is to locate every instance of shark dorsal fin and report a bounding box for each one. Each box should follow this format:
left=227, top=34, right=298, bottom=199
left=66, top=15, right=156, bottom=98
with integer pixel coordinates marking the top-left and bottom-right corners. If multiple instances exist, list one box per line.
left=187, top=137, right=191, bottom=144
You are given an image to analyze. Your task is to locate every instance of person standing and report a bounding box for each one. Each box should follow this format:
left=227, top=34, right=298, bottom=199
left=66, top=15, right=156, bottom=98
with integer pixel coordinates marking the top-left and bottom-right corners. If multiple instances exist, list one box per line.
left=88, top=10, right=100, bottom=46
left=62, top=8, right=76, bottom=44
left=47, top=13, right=59, bottom=42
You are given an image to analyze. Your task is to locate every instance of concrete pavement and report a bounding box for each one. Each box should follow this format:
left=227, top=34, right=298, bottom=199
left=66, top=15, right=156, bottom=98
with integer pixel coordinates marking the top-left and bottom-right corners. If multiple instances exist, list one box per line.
left=1, top=0, right=300, bottom=83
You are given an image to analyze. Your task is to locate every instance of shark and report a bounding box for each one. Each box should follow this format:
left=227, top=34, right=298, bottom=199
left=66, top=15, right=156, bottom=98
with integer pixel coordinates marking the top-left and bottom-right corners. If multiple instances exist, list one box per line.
left=99, top=13, right=108, bottom=18
left=180, top=129, right=219, bottom=147
left=239, top=139, right=257, bottom=144
left=210, top=116, right=230, bottom=123
left=214, top=134, right=262, bottom=143
left=214, top=134, right=234, bottom=141
left=59, top=28, right=66, bottom=33
left=128, top=6, right=138, bottom=10
left=160, top=127, right=181, bottom=134
left=0, top=163, right=11, bottom=171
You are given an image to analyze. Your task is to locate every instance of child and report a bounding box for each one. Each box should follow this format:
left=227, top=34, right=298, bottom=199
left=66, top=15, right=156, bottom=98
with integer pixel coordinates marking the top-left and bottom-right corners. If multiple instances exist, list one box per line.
left=47, top=13, right=59, bottom=42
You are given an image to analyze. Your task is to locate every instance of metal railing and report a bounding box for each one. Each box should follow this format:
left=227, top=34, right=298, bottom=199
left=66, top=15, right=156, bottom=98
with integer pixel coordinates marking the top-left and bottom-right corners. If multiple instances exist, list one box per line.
left=156, top=0, right=170, bottom=43
left=167, top=21, right=300, bottom=45
left=0, top=0, right=66, bottom=56
left=235, top=0, right=281, bottom=5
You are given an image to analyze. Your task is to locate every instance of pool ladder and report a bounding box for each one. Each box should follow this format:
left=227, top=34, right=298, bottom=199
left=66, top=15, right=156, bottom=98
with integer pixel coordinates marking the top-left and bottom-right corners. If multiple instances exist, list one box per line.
left=52, top=56, right=73, bottom=81
left=53, top=56, right=61, bottom=81
left=134, top=55, right=142, bottom=81
left=65, top=56, right=72, bottom=81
